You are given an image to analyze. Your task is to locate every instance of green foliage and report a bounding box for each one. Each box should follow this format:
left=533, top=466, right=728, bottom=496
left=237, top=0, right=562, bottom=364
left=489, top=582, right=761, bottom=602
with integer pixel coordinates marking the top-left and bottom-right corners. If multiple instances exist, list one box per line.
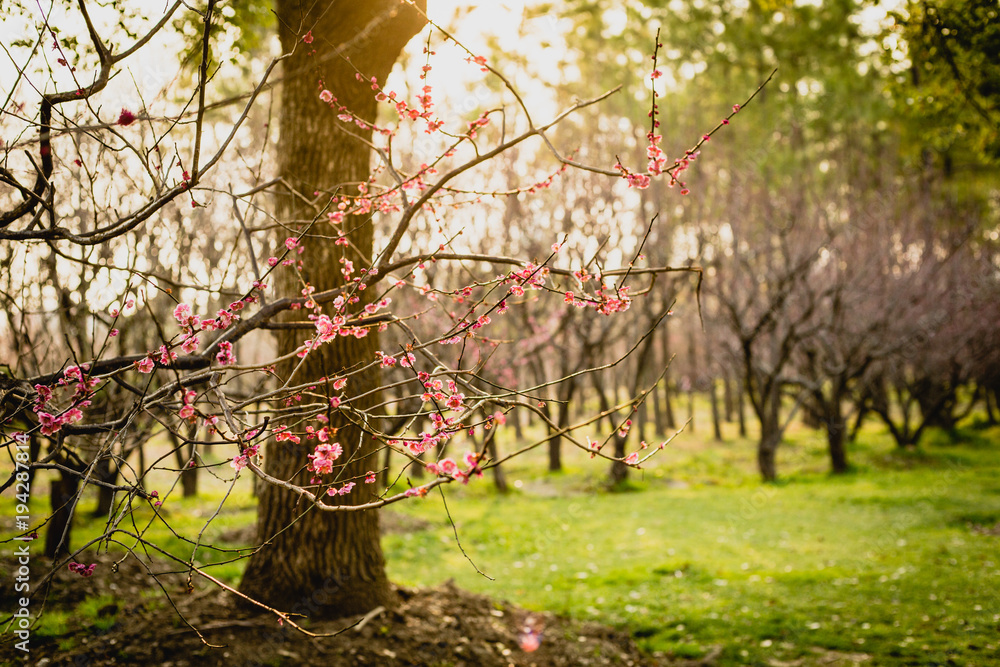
left=556, top=0, right=890, bottom=154
left=172, top=1, right=274, bottom=80
left=884, top=0, right=1000, bottom=167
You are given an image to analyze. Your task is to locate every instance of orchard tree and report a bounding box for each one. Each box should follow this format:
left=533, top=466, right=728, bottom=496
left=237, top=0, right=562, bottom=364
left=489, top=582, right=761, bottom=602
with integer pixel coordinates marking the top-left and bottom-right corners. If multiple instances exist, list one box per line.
left=0, top=0, right=768, bottom=634
left=236, top=0, right=427, bottom=618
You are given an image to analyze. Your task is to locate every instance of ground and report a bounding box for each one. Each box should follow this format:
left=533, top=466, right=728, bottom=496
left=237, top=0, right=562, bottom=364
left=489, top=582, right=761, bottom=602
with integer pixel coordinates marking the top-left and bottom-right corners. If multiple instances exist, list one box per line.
left=1, top=552, right=668, bottom=667
left=3, top=421, right=999, bottom=665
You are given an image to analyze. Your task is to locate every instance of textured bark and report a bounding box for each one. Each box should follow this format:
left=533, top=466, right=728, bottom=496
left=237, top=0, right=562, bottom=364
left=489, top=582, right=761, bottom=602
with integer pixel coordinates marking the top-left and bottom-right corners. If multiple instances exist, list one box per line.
left=45, top=466, right=80, bottom=558
left=549, top=375, right=577, bottom=472
left=757, top=428, right=780, bottom=483
left=827, top=415, right=849, bottom=474
left=239, top=0, right=425, bottom=618
left=91, top=454, right=116, bottom=517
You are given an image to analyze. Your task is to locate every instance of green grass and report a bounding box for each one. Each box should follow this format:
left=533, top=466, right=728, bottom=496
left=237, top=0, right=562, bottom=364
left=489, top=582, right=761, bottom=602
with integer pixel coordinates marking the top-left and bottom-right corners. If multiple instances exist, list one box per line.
left=382, top=423, right=1000, bottom=665
left=5, top=409, right=1000, bottom=665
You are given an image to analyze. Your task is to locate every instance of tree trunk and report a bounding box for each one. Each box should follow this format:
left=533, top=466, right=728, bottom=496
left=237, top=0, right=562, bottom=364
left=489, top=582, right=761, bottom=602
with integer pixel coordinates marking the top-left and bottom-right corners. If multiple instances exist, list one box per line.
left=828, top=417, right=849, bottom=474
left=45, top=458, right=81, bottom=559
left=239, top=0, right=425, bottom=618
left=985, top=388, right=998, bottom=425
left=757, top=390, right=783, bottom=482
left=709, top=377, right=723, bottom=441
left=722, top=373, right=734, bottom=422
left=651, top=382, right=665, bottom=436
left=170, top=424, right=199, bottom=499
left=549, top=375, right=577, bottom=472
left=485, top=430, right=508, bottom=494
left=660, top=318, right=676, bottom=429
left=686, top=325, right=697, bottom=432
left=609, top=435, right=629, bottom=487
left=91, top=454, right=116, bottom=518
left=757, top=429, right=779, bottom=483
left=736, top=379, right=747, bottom=438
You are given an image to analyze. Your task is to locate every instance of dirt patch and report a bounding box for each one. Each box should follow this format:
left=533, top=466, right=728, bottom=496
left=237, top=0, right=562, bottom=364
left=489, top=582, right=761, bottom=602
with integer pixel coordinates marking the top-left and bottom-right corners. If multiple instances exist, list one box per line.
left=970, top=521, right=1000, bottom=536
left=1, top=553, right=669, bottom=666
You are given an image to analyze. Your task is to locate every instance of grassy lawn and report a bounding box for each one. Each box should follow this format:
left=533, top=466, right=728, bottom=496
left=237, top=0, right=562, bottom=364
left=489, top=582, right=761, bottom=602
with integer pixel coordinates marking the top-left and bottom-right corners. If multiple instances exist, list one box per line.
left=5, top=411, right=999, bottom=665
left=382, top=421, right=1000, bottom=665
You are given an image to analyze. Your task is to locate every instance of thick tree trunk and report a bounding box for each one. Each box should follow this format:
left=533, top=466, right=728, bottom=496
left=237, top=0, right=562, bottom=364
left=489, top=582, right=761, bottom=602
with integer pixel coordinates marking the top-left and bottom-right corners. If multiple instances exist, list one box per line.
left=985, top=388, right=998, bottom=425
left=485, top=430, right=508, bottom=494
left=91, top=453, right=116, bottom=517
left=238, top=0, right=425, bottom=618
left=757, top=390, right=783, bottom=482
left=828, top=418, right=849, bottom=474
left=609, top=435, right=629, bottom=487
left=757, top=429, right=779, bottom=483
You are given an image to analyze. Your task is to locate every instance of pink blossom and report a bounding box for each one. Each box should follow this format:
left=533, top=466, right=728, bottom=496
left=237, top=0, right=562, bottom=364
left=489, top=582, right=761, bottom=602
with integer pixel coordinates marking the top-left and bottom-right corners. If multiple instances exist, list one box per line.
left=136, top=357, right=155, bottom=373
left=303, top=30, right=314, bottom=44
left=307, top=442, right=343, bottom=475
left=215, top=341, right=236, bottom=366
left=327, top=481, right=355, bottom=496
left=173, top=303, right=193, bottom=326
left=68, top=562, right=97, bottom=577
left=231, top=453, right=248, bottom=472
left=158, top=345, right=177, bottom=365
left=181, top=334, right=200, bottom=354
left=117, top=109, right=136, bottom=126
left=625, top=452, right=640, bottom=465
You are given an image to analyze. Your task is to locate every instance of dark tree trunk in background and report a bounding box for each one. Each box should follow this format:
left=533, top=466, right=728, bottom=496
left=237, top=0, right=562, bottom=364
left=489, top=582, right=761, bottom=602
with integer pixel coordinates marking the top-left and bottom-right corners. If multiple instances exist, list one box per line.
left=592, top=373, right=629, bottom=485
left=660, top=318, right=676, bottom=429
left=239, top=0, right=425, bottom=618
left=170, top=424, right=199, bottom=498
left=723, top=373, right=734, bottom=422
left=754, top=387, right=784, bottom=482
left=485, top=429, right=508, bottom=493
left=549, top=373, right=578, bottom=472
left=710, top=378, right=723, bottom=441
left=45, top=451, right=83, bottom=558
left=609, top=435, right=629, bottom=486
left=637, top=393, right=649, bottom=443
left=686, top=326, right=697, bottom=432
left=985, top=389, right=998, bottom=425
left=757, top=428, right=780, bottom=483
left=651, top=382, right=665, bottom=436
left=827, top=415, right=849, bottom=474
left=91, top=454, right=116, bottom=517
left=736, top=379, right=747, bottom=438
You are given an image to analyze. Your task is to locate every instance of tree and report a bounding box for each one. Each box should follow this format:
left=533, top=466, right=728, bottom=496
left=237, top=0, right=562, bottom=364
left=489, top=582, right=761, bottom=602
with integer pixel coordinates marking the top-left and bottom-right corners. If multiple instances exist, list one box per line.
left=237, top=0, right=427, bottom=618
left=2, top=0, right=750, bottom=633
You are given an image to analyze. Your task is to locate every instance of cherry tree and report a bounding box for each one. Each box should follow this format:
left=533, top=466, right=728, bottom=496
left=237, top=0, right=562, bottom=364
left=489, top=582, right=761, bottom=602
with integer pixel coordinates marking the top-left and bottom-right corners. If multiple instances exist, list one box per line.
left=0, top=0, right=762, bottom=631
